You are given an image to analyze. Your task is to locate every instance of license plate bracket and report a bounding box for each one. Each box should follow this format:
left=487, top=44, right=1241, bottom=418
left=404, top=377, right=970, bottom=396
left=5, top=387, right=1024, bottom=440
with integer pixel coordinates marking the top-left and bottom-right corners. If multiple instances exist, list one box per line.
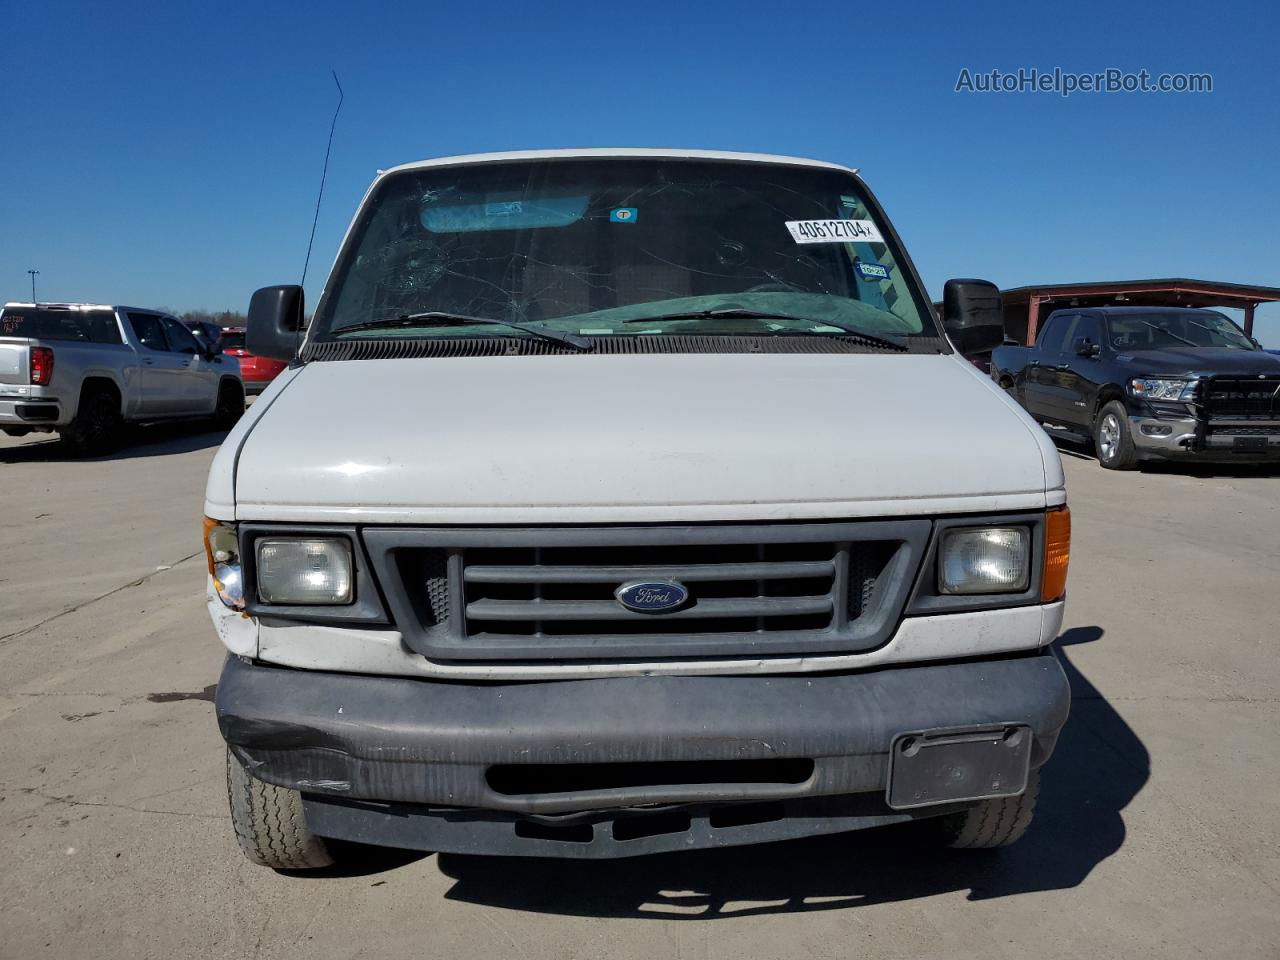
left=886, top=724, right=1032, bottom=810
left=1232, top=436, right=1268, bottom=452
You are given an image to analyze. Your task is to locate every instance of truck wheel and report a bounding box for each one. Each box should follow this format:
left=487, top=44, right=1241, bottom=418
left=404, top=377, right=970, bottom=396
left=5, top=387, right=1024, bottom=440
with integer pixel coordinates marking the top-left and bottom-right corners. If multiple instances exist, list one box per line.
left=213, top=380, right=245, bottom=430
left=1095, top=401, right=1138, bottom=470
left=933, top=769, right=1040, bottom=849
left=63, top=387, right=124, bottom=456
left=226, top=748, right=334, bottom=869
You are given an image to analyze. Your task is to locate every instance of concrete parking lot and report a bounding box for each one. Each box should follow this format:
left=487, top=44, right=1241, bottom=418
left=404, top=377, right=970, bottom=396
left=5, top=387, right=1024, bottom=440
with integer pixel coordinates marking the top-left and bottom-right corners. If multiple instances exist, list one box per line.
left=2, top=426, right=1278, bottom=960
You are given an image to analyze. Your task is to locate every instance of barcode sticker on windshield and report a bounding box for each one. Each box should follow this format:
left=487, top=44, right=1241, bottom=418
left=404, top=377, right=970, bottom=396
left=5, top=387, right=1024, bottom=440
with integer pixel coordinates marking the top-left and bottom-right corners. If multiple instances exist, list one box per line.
left=785, top=219, right=884, bottom=244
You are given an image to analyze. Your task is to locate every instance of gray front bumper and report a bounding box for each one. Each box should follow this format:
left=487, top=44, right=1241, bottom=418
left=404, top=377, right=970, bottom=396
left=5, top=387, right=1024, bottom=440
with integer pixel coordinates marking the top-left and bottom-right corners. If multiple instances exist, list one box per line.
left=1130, top=416, right=1280, bottom=460
left=216, top=651, right=1070, bottom=856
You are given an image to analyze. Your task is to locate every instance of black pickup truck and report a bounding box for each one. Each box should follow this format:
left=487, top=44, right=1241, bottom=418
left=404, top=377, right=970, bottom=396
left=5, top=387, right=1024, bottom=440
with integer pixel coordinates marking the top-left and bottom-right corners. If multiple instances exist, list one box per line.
left=990, top=306, right=1280, bottom=469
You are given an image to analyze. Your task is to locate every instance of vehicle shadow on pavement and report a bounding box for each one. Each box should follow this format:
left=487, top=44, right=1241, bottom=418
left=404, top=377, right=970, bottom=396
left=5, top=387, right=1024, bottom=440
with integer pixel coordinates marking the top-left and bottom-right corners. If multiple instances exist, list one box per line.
left=429, top=627, right=1149, bottom=918
left=0, top=423, right=229, bottom=463
left=1137, top=461, right=1280, bottom=478
left=1052, top=441, right=1095, bottom=461
left=1051, top=438, right=1280, bottom=477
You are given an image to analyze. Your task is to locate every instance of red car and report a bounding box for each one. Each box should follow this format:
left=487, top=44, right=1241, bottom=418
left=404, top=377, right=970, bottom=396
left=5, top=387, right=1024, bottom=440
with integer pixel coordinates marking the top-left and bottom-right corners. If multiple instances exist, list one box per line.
left=219, top=326, right=287, bottom=395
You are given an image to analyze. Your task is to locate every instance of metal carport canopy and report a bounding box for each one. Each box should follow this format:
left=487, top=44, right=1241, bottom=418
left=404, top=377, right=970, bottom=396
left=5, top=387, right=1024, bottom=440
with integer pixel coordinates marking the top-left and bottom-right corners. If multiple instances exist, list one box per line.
left=999, top=278, right=1280, bottom=344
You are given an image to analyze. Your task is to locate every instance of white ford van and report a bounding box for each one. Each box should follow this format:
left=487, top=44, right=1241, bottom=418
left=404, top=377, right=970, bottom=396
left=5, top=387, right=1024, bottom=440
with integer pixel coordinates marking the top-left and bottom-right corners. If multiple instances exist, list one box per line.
left=205, top=149, right=1071, bottom=868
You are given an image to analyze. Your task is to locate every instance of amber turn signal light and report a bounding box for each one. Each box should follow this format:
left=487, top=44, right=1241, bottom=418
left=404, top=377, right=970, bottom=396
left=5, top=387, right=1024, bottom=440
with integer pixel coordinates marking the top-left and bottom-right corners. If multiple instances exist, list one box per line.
left=1042, top=506, right=1071, bottom=602
left=202, top=516, right=220, bottom=575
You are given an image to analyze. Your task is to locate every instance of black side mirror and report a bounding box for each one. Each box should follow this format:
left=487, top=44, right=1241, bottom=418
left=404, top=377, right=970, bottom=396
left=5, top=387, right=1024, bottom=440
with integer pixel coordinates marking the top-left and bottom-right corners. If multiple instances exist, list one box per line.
left=247, top=285, right=304, bottom=362
left=1074, top=338, right=1101, bottom=358
left=942, top=279, right=1004, bottom=356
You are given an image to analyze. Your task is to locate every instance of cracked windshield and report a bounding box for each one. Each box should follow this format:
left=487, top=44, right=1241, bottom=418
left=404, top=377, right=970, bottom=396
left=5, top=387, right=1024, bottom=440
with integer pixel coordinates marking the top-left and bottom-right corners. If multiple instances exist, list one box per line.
left=315, top=158, right=936, bottom=343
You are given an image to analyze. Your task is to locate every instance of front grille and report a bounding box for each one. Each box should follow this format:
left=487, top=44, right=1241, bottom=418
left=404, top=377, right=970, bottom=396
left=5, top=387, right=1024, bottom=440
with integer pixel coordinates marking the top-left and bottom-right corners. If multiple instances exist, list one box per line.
left=1201, top=375, right=1280, bottom=421
left=364, top=521, right=930, bottom=663
left=461, top=540, right=894, bottom=639
left=1208, top=424, right=1280, bottom=437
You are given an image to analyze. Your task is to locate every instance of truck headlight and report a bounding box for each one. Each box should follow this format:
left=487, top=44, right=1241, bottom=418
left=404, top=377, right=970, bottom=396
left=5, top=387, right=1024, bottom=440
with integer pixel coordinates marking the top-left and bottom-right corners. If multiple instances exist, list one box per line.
left=203, top=518, right=244, bottom=610
left=256, top=538, right=353, bottom=605
left=938, top=527, right=1031, bottom=595
left=1130, top=378, right=1196, bottom=401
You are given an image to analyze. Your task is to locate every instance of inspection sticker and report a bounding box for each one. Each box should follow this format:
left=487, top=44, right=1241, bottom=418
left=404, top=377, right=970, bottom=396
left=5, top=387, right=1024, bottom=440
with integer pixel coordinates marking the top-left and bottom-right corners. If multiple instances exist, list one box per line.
left=856, top=261, right=890, bottom=281
left=785, top=219, right=883, bottom=244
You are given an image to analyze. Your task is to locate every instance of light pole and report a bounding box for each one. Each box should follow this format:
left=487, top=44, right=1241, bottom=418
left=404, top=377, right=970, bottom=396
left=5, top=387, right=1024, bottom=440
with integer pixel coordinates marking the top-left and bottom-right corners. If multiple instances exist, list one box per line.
left=27, top=269, right=39, bottom=302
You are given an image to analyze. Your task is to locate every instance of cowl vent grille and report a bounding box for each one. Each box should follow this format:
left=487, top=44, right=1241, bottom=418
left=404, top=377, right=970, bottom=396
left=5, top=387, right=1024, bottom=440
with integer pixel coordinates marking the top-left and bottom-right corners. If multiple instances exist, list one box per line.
left=301, top=334, right=944, bottom=363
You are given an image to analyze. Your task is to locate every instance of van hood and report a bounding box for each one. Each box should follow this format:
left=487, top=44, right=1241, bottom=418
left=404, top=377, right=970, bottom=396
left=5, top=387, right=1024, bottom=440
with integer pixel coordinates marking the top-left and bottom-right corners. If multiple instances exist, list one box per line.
left=222, top=353, right=1061, bottom=524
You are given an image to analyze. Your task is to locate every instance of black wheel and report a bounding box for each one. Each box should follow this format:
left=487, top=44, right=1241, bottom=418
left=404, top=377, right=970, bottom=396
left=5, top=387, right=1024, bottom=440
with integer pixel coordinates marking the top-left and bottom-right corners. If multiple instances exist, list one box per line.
left=932, top=769, right=1040, bottom=849
left=213, top=380, right=245, bottom=430
left=1094, top=400, right=1138, bottom=470
left=226, top=748, right=334, bottom=870
left=63, top=388, right=124, bottom=455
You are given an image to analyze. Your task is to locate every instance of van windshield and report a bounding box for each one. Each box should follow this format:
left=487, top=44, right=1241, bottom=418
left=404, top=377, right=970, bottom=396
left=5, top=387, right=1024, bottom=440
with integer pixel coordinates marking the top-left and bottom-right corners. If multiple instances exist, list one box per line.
left=313, top=158, right=938, bottom=343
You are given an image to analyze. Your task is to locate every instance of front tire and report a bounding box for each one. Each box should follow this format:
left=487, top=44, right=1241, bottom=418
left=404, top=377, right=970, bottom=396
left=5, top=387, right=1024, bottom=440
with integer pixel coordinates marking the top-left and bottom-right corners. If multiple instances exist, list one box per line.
left=63, top=388, right=124, bottom=456
left=933, top=769, right=1040, bottom=849
left=1094, top=401, right=1138, bottom=470
left=213, top=380, right=245, bottom=430
left=226, top=748, right=334, bottom=870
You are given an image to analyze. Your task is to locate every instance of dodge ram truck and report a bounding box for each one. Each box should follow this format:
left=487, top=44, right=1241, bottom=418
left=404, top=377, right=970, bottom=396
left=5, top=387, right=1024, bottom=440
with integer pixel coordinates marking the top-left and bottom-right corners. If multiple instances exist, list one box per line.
left=205, top=149, right=1072, bottom=868
left=0, top=303, right=245, bottom=453
left=990, top=305, right=1280, bottom=469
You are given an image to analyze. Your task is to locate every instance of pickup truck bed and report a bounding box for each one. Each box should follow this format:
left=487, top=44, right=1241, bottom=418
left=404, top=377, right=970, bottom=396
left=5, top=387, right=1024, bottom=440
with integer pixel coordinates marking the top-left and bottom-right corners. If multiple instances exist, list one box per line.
left=1, top=302, right=244, bottom=452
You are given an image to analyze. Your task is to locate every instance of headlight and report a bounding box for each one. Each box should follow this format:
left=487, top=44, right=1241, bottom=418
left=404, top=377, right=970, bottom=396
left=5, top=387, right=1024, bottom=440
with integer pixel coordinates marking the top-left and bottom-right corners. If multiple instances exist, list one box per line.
left=256, top=538, right=353, bottom=605
left=203, top=518, right=244, bottom=610
left=938, top=527, right=1031, bottom=595
left=1130, top=378, right=1196, bottom=401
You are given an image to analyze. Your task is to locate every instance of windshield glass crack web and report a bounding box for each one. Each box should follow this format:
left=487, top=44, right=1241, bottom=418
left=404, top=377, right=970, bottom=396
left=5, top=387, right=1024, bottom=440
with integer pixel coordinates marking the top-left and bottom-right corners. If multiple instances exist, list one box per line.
left=320, top=159, right=934, bottom=342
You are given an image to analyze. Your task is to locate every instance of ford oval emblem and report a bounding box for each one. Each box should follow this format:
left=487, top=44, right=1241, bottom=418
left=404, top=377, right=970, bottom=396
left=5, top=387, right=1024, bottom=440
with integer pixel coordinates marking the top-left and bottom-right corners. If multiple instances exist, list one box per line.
left=615, top=580, right=689, bottom=614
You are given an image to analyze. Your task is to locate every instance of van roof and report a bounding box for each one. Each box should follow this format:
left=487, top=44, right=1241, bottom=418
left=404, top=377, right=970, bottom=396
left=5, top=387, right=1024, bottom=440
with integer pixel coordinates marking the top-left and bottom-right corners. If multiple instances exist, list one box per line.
left=379, top=148, right=858, bottom=179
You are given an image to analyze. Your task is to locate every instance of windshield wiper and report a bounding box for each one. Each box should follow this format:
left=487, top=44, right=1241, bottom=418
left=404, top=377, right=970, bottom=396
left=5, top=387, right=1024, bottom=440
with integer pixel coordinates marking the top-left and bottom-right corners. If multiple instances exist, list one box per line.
left=616, top=308, right=909, bottom=351
left=1184, top=318, right=1252, bottom=349
left=334, top=312, right=592, bottom=350
left=1138, top=320, right=1199, bottom=349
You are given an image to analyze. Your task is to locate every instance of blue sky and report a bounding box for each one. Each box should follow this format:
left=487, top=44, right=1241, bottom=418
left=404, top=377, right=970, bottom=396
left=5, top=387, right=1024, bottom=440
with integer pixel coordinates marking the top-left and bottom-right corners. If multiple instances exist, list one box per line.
left=3, top=0, right=1279, bottom=343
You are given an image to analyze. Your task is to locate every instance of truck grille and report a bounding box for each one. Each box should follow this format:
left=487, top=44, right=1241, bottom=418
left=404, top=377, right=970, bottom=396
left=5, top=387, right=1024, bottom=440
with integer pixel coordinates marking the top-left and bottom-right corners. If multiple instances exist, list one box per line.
left=1201, top=375, right=1280, bottom=421
left=1209, top=425, right=1280, bottom=437
left=364, top=520, right=930, bottom=663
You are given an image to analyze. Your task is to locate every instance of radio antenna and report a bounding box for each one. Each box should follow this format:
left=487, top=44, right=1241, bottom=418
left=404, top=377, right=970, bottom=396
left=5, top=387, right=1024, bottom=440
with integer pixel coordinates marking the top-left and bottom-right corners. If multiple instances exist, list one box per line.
left=300, top=70, right=344, bottom=288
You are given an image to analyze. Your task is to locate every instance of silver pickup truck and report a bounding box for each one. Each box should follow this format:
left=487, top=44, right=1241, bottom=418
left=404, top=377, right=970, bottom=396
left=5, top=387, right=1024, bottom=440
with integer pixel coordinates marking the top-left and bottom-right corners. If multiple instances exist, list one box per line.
left=0, top=302, right=245, bottom=453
